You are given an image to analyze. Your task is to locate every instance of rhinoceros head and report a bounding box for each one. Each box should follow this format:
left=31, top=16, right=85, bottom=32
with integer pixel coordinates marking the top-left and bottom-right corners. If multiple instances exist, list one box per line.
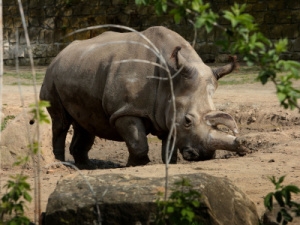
left=165, top=46, right=240, bottom=161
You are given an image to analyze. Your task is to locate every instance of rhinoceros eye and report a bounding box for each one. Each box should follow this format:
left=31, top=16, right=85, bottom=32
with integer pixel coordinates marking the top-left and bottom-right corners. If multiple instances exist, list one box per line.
left=184, top=115, right=192, bottom=128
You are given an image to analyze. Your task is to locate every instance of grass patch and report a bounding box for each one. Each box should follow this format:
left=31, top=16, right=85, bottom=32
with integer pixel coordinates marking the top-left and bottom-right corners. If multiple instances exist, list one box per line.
left=3, top=71, right=45, bottom=85
left=218, top=66, right=259, bottom=85
left=218, top=65, right=291, bottom=86
left=1, top=115, right=16, bottom=131
left=218, top=72, right=258, bottom=85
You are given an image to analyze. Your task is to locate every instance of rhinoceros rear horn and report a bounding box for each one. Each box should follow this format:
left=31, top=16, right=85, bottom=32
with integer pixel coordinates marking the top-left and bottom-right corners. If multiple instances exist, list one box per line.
left=213, top=55, right=238, bottom=80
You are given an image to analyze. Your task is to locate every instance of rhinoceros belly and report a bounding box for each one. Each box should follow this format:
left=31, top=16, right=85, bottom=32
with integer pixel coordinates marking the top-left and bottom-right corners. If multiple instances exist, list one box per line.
left=63, top=100, right=124, bottom=141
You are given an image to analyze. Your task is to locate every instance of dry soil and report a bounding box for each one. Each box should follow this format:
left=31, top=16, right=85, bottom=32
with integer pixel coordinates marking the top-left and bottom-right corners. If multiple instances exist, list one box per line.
left=0, top=66, right=300, bottom=223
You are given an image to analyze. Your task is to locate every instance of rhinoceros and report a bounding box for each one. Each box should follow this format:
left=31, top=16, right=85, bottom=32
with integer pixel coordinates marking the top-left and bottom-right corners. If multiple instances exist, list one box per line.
left=40, top=26, right=248, bottom=167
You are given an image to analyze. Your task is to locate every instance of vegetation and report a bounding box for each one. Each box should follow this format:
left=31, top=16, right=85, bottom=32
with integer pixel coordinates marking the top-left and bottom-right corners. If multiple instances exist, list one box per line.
left=155, top=178, right=205, bottom=225
left=135, top=0, right=300, bottom=110
left=156, top=177, right=300, bottom=225
left=3, top=71, right=45, bottom=85
left=0, top=175, right=31, bottom=225
left=264, top=176, right=300, bottom=225
left=1, top=115, right=15, bottom=131
left=218, top=70, right=259, bottom=85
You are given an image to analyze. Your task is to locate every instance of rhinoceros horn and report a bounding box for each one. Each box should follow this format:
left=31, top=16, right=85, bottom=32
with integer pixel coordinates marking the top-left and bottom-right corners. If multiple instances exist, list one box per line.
left=204, top=111, right=239, bottom=135
left=204, top=111, right=248, bottom=154
left=206, top=129, right=248, bottom=154
left=213, top=55, right=238, bottom=80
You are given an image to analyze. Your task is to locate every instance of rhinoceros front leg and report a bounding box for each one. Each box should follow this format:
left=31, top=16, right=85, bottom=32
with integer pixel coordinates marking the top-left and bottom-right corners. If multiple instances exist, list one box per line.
left=115, top=116, right=150, bottom=166
left=161, top=138, right=178, bottom=164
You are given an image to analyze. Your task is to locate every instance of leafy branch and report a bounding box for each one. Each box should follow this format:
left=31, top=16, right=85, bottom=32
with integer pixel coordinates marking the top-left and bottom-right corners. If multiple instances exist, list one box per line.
left=264, top=176, right=300, bottom=225
left=0, top=175, right=32, bottom=225
left=29, top=100, right=51, bottom=125
left=155, top=178, right=204, bottom=225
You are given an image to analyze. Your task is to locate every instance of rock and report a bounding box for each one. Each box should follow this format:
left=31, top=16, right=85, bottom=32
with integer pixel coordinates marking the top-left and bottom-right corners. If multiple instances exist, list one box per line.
left=45, top=173, right=259, bottom=225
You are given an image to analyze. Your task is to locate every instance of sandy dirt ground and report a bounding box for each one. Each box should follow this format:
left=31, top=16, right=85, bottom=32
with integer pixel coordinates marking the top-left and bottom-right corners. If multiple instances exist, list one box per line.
left=0, top=66, right=300, bottom=223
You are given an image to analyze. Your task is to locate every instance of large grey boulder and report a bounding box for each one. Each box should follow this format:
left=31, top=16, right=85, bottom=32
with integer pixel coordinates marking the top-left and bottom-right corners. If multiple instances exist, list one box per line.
left=45, top=173, right=259, bottom=225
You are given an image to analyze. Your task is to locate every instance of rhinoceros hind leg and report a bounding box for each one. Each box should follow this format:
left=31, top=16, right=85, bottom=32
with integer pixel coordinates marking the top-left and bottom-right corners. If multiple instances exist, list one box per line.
left=70, top=122, right=95, bottom=168
left=161, top=139, right=178, bottom=164
left=115, top=116, right=150, bottom=167
left=46, top=98, right=72, bottom=162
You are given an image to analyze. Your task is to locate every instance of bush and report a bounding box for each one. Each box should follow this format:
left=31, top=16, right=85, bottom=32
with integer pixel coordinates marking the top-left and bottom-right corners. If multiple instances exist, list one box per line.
left=155, top=178, right=206, bottom=225
left=264, top=176, right=300, bottom=225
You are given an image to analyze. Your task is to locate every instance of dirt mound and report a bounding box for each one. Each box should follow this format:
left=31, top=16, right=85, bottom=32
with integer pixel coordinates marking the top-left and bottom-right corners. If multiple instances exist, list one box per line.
left=0, top=111, right=55, bottom=169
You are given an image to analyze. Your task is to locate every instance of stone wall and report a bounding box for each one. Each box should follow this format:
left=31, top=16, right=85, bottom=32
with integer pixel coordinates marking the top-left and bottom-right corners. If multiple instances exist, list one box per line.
left=3, top=0, right=300, bottom=66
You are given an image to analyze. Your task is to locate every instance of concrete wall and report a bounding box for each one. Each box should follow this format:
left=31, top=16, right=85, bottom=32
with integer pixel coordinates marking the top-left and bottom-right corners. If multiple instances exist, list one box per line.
left=3, top=0, right=300, bottom=65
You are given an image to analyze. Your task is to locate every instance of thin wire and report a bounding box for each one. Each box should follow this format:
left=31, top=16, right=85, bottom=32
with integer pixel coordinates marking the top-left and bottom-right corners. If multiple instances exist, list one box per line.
left=0, top=0, right=3, bottom=194
left=17, top=0, right=41, bottom=224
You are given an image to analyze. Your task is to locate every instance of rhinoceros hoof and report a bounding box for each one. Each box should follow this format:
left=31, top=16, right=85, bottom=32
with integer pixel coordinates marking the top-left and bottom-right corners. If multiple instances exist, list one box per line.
left=126, top=155, right=150, bottom=167
left=53, top=152, right=65, bottom=162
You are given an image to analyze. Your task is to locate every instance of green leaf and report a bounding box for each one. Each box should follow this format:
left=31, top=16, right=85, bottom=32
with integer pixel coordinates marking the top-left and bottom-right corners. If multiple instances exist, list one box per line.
left=264, top=193, right=273, bottom=211
left=285, top=185, right=300, bottom=194
left=174, top=13, right=182, bottom=24
left=195, top=16, right=204, bottom=28
left=274, top=191, right=285, bottom=207
left=275, top=39, right=288, bottom=53
left=167, top=206, right=174, bottom=213
left=23, top=192, right=32, bottom=202
left=281, top=208, right=293, bottom=222
left=277, top=92, right=286, bottom=102
left=282, top=190, right=292, bottom=208
left=185, top=210, right=195, bottom=221
left=191, top=200, right=200, bottom=208
left=277, top=211, right=282, bottom=223
left=191, top=1, right=199, bottom=11
left=29, top=100, right=51, bottom=124
left=278, top=176, right=285, bottom=184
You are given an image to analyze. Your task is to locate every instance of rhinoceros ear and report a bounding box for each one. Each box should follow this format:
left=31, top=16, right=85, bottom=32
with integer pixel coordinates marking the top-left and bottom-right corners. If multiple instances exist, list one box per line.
left=213, top=55, right=238, bottom=80
left=170, top=46, right=187, bottom=70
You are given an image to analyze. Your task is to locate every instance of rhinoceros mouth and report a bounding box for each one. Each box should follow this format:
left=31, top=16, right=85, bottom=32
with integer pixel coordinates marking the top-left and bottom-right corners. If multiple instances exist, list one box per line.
left=180, top=147, right=215, bottom=161
left=181, top=147, right=199, bottom=161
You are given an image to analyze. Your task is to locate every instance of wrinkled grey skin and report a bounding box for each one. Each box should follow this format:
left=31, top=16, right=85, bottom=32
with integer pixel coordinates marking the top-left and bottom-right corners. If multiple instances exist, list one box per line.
left=40, top=26, right=248, bottom=168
